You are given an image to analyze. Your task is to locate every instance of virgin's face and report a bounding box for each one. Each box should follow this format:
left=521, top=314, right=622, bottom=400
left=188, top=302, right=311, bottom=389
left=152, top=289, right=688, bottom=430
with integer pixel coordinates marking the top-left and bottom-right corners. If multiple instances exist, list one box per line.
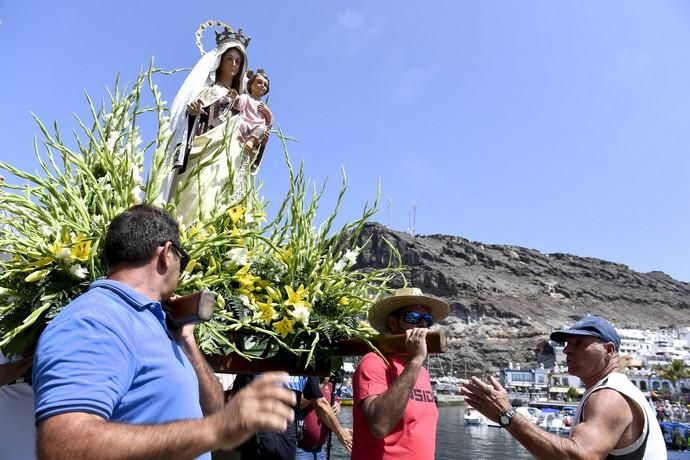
left=217, top=49, right=243, bottom=81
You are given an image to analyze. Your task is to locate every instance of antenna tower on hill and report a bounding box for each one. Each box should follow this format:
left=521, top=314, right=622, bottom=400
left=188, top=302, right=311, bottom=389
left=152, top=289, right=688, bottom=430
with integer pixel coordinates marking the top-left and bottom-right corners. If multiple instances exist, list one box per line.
left=407, top=204, right=417, bottom=236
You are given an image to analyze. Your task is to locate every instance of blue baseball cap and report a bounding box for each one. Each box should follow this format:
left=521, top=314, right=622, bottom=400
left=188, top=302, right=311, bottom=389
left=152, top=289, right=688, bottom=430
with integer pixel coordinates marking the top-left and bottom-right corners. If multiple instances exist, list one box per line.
left=550, top=315, right=620, bottom=351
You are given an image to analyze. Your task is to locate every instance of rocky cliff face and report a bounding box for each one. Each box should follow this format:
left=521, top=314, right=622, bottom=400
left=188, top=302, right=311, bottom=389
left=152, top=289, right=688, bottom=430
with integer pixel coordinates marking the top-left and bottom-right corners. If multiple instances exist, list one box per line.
left=355, top=222, right=690, bottom=377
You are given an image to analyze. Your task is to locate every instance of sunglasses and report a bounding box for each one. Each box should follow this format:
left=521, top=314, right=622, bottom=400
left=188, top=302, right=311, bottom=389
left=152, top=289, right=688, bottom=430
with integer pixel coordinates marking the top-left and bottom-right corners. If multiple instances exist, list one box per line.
left=401, top=311, right=434, bottom=327
left=164, top=241, right=190, bottom=269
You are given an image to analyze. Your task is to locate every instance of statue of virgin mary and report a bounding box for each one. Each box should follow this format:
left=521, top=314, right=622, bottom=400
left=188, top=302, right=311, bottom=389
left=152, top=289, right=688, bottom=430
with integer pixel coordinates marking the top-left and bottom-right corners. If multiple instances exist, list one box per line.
left=161, top=21, right=255, bottom=226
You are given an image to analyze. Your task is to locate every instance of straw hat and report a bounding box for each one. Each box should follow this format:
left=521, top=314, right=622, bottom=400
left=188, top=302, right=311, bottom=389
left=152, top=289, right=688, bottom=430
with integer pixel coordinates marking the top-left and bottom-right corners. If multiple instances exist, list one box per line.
left=368, top=287, right=450, bottom=333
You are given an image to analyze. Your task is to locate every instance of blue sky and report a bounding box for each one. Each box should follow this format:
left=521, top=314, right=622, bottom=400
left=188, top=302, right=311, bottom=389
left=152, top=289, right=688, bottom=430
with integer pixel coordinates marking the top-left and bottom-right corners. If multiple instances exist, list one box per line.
left=2, top=2, right=690, bottom=281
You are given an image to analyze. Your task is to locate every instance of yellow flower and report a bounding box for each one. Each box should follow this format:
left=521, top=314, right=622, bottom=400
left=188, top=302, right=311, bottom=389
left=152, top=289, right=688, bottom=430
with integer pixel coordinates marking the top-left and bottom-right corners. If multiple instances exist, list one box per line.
left=273, top=317, right=295, bottom=338
left=70, top=239, right=92, bottom=262
left=216, top=295, right=226, bottom=309
left=284, top=284, right=312, bottom=309
left=206, top=256, right=218, bottom=275
left=339, top=296, right=350, bottom=306
left=184, top=259, right=197, bottom=273
left=230, top=226, right=245, bottom=245
left=275, top=247, right=292, bottom=264
left=187, top=224, right=202, bottom=239
left=265, top=285, right=282, bottom=302
left=25, top=269, right=50, bottom=283
left=28, top=241, right=67, bottom=268
left=49, top=242, right=62, bottom=257
left=227, top=206, right=245, bottom=225
left=232, top=265, right=258, bottom=292
left=256, top=300, right=276, bottom=324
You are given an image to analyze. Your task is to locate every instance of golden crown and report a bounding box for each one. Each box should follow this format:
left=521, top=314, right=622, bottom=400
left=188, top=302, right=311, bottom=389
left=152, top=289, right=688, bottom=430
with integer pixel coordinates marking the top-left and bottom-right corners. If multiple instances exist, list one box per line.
left=195, top=20, right=251, bottom=55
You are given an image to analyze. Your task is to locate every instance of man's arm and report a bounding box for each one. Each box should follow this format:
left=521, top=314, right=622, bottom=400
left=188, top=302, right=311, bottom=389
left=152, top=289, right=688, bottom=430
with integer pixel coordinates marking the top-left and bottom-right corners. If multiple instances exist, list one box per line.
left=312, top=397, right=353, bottom=452
left=359, top=328, right=428, bottom=439
left=37, top=372, right=296, bottom=460
left=173, top=324, right=223, bottom=415
left=461, top=376, right=631, bottom=460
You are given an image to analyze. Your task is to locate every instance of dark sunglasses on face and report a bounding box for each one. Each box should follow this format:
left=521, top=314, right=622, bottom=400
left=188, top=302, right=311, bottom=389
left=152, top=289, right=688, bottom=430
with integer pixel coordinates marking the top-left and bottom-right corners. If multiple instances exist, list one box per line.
left=401, top=311, right=433, bottom=327
left=163, top=241, right=190, bottom=269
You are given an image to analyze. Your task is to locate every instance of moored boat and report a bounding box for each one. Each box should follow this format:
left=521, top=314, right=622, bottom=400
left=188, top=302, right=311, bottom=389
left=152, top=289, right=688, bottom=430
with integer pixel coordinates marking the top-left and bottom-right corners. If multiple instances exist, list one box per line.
left=463, top=407, right=487, bottom=426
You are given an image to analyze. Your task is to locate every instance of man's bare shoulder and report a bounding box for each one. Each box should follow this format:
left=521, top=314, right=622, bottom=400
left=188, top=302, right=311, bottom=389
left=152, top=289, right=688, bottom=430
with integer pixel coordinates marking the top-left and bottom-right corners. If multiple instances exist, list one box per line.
left=584, top=388, right=631, bottom=417
left=581, top=387, right=636, bottom=437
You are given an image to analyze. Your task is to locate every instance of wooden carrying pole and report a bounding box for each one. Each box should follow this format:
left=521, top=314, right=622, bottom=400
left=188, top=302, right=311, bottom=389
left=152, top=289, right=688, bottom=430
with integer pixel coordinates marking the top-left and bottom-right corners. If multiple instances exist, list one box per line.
left=207, top=331, right=447, bottom=376
left=165, top=290, right=217, bottom=327
left=333, top=330, right=447, bottom=356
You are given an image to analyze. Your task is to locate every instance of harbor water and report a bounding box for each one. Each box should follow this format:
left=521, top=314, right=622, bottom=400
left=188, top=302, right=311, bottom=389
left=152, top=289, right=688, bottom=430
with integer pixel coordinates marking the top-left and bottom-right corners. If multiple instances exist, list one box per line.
left=330, top=405, right=533, bottom=459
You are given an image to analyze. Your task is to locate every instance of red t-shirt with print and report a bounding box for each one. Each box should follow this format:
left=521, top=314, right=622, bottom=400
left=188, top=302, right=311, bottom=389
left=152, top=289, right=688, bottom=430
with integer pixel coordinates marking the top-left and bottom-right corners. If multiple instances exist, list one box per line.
left=351, top=352, right=438, bottom=460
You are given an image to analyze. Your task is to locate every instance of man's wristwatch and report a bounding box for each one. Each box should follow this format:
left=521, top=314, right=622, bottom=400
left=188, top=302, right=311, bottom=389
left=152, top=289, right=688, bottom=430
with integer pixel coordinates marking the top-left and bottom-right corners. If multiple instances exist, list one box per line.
left=498, top=408, right=516, bottom=427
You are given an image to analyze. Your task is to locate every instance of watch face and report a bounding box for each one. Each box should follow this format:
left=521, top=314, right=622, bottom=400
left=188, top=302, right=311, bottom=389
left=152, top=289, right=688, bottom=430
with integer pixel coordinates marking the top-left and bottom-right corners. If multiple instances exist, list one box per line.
left=500, top=413, right=511, bottom=426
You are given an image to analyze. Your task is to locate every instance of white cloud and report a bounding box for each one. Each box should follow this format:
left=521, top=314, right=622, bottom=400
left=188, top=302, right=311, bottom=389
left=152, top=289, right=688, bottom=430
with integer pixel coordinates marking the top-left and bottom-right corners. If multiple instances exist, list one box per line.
left=309, top=8, right=385, bottom=57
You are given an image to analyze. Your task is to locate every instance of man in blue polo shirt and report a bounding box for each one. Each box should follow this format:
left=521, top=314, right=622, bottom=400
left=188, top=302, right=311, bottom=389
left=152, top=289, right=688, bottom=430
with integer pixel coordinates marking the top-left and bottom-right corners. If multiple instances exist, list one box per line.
left=33, top=205, right=296, bottom=460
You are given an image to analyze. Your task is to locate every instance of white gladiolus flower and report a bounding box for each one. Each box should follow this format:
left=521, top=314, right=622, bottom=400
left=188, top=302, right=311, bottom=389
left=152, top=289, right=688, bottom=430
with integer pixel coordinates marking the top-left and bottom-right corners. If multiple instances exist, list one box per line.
left=333, top=259, right=346, bottom=273
left=70, top=264, right=88, bottom=279
left=343, top=247, right=360, bottom=265
left=151, top=197, right=166, bottom=208
left=291, top=304, right=311, bottom=325
left=129, top=164, right=144, bottom=186
left=106, top=130, right=121, bottom=151
left=228, top=247, right=249, bottom=266
left=58, top=248, right=72, bottom=261
left=131, top=186, right=143, bottom=204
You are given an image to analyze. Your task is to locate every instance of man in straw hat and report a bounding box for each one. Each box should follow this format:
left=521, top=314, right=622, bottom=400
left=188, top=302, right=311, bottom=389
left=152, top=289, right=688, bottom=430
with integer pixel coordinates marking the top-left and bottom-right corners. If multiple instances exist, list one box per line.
left=351, top=287, right=449, bottom=460
left=460, top=315, right=666, bottom=459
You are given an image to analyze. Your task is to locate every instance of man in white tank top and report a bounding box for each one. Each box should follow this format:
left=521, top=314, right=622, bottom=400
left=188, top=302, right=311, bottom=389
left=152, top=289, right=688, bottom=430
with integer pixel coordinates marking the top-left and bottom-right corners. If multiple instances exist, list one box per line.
left=461, top=315, right=666, bottom=459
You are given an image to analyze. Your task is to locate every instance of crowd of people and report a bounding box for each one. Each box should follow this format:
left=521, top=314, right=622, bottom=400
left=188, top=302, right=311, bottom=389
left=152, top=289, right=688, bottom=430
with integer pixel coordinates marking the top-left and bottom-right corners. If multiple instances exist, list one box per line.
left=656, top=399, right=690, bottom=423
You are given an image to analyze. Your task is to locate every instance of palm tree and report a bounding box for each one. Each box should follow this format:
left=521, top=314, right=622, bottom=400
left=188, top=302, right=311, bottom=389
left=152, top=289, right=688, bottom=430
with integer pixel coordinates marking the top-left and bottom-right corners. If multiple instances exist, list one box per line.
left=654, top=359, right=690, bottom=394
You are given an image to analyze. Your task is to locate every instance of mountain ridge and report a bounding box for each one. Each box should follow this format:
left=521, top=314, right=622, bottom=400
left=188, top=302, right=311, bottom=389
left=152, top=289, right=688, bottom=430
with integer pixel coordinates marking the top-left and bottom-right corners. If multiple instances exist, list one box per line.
left=354, top=222, right=690, bottom=375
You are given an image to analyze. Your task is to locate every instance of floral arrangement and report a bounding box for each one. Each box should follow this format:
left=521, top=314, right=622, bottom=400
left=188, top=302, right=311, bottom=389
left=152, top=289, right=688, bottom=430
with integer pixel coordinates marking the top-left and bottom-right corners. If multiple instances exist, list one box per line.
left=0, top=67, right=402, bottom=369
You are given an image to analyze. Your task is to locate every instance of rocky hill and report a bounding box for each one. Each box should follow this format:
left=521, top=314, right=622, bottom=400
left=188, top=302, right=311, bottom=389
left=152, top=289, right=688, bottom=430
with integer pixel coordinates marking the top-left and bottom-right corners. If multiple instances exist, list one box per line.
left=354, top=222, right=690, bottom=377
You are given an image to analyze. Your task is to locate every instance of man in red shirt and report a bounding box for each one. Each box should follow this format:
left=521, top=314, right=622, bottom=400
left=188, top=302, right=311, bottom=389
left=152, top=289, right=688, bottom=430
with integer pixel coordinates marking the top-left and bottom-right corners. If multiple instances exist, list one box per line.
left=351, top=287, right=449, bottom=460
